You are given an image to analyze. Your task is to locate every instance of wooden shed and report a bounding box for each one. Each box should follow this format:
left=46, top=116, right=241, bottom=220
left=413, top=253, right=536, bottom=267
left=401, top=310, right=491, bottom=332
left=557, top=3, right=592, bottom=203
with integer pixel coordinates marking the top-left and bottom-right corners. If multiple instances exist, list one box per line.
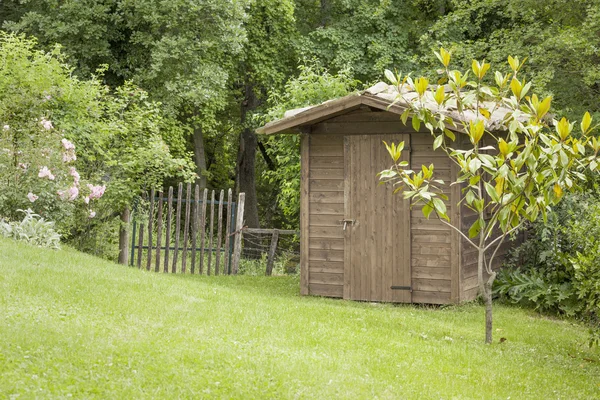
left=257, top=83, right=515, bottom=304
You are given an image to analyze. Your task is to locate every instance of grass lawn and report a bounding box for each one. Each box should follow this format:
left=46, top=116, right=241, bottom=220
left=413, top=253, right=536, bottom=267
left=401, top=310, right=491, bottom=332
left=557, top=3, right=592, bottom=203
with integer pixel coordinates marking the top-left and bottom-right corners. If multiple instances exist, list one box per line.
left=1, top=238, right=599, bottom=399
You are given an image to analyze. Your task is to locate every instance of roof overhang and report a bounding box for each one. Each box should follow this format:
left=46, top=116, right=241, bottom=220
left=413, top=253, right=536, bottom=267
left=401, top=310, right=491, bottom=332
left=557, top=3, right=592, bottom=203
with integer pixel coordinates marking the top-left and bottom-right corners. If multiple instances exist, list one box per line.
left=256, top=92, right=412, bottom=135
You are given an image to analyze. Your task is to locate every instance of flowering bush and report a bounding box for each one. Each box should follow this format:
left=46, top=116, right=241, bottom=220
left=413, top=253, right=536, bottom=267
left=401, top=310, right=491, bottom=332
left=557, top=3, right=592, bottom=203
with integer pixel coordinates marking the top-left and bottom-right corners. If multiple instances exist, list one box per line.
left=0, top=33, right=194, bottom=257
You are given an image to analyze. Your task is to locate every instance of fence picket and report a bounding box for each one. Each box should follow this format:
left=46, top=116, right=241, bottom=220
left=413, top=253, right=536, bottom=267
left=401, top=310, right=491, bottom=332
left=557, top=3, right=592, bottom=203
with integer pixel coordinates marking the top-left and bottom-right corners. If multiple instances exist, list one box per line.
left=146, top=189, right=155, bottom=271
left=181, top=183, right=192, bottom=273
left=164, top=186, right=173, bottom=273
left=232, top=193, right=245, bottom=274
left=207, top=190, right=215, bottom=275
left=191, top=185, right=199, bottom=274
left=199, top=188, right=208, bottom=274
left=155, top=192, right=163, bottom=272
left=172, top=183, right=183, bottom=273
left=215, top=190, right=224, bottom=275
left=223, top=189, right=232, bottom=274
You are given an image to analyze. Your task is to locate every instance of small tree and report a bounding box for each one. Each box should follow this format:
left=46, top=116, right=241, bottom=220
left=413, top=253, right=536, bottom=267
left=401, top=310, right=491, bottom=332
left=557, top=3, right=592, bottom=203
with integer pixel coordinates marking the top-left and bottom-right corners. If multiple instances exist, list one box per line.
left=381, top=49, right=599, bottom=344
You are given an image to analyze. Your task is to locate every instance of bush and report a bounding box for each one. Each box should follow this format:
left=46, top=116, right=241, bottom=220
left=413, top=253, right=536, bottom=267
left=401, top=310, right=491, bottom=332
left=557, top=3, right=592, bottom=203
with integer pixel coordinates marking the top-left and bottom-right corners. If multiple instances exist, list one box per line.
left=0, top=33, right=194, bottom=258
left=0, top=209, right=61, bottom=249
left=495, top=193, right=600, bottom=345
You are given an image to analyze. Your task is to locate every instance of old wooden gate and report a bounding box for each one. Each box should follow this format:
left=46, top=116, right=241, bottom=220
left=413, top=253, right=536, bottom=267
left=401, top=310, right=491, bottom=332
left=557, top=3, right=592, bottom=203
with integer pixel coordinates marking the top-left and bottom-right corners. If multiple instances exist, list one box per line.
left=343, top=134, right=411, bottom=302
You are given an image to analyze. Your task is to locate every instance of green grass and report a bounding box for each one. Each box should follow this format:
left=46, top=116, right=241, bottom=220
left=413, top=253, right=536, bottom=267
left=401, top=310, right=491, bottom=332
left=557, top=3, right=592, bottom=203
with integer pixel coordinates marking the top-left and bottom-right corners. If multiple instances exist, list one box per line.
left=1, top=238, right=599, bottom=399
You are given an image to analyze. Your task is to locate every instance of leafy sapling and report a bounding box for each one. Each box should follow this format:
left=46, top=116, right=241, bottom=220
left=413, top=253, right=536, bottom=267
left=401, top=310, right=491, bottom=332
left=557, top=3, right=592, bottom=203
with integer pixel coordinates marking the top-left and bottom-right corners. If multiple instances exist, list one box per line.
left=380, top=49, right=600, bottom=344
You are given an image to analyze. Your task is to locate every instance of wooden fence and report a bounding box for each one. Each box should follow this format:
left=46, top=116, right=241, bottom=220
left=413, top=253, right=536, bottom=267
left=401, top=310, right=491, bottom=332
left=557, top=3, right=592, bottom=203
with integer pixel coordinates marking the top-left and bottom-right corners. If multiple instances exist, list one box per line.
left=241, top=228, right=300, bottom=275
left=128, top=183, right=245, bottom=275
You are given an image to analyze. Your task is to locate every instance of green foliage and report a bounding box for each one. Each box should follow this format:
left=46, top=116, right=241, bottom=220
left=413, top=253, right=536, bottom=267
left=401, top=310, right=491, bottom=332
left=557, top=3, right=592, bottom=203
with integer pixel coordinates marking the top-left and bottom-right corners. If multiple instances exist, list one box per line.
left=0, top=33, right=194, bottom=256
left=496, top=193, right=600, bottom=345
left=296, top=0, right=444, bottom=82
left=260, top=64, right=359, bottom=226
left=0, top=209, right=61, bottom=249
left=419, top=0, right=600, bottom=117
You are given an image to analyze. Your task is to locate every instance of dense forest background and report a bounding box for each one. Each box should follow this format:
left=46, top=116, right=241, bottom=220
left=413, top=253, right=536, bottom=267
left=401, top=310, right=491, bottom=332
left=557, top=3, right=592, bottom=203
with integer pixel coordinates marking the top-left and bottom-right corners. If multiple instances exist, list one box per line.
left=2, top=0, right=599, bottom=231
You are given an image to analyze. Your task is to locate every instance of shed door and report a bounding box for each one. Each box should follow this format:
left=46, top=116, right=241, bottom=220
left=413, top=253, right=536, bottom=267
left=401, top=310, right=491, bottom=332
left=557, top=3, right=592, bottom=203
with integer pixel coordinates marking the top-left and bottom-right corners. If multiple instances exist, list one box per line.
left=343, top=134, right=411, bottom=302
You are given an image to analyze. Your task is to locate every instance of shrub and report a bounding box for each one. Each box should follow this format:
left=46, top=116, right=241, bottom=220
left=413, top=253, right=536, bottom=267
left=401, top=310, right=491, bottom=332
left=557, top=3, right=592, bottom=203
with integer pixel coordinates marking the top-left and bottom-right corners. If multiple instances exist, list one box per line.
left=0, top=33, right=194, bottom=258
left=495, top=193, right=600, bottom=345
left=0, top=209, right=61, bottom=249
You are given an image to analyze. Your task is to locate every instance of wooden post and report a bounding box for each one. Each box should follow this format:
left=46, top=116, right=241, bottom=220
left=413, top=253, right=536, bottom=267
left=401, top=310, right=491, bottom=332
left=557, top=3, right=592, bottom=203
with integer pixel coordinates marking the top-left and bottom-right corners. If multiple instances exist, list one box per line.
left=137, top=193, right=146, bottom=268
left=199, top=188, right=208, bottom=274
left=155, top=192, right=163, bottom=272
left=223, top=189, right=232, bottom=274
left=181, top=183, right=192, bottom=273
left=172, top=183, right=183, bottom=273
left=191, top=185, right=199, bottom=274
left=146, top=188, right=155, bottom=271
left=232, top=192, right=245, bottom=275
left=266, top=229, right=279, bottom=276
left=163, top=186, right=173, bottom=273
left=215, top=189, right=224, bottom=275
left=118, top=207, right=130, bottom=265
left=207, top=190, right=215, bottom=275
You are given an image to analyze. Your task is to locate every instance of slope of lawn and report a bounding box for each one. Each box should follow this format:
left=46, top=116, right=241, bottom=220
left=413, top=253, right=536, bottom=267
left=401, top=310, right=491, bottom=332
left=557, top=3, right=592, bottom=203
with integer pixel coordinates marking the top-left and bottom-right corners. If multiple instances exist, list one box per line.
left=1, top=238, right=599, bottom=399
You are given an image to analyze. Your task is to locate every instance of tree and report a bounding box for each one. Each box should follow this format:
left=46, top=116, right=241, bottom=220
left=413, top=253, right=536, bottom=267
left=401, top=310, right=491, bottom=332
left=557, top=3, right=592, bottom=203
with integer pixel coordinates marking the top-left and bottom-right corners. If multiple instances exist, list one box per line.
left=418, top=0, right=600, bottom=118
left=1, top=0, right=249, bottom=187
left=381, top=49, right=600, bottom=343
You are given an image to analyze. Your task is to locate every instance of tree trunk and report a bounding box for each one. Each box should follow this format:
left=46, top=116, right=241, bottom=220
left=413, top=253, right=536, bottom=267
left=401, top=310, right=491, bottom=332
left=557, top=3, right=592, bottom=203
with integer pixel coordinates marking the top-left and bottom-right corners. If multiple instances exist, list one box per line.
left=320, top=0, right=330, bottom=27
left=118, top=207, right=130, bottom=265
left=483, top=278, right=494, bottom=344
left=237, top=83, right=260, bottom=230
left=193, top=124, right=208, bottom=188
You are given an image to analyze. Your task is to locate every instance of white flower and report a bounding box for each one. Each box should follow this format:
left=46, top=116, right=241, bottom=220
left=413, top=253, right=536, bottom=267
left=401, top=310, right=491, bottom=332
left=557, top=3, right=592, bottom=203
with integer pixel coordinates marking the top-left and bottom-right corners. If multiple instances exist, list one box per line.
left=2, top=125, right=9, bottom=131
left=27, top=192, right=38, bottom=202
left=38, top=166, right=55, bottom=180
left=69, top=167, right=80, bottom=185
left=66, top=186, right=79, bottom=201
left=40, top=118, right=53, bottom=130
left=84, top=196, right=90, bottom=204
left=89, top=210, right=96, bottom=218
left=61, top=138, right=75, bottom=150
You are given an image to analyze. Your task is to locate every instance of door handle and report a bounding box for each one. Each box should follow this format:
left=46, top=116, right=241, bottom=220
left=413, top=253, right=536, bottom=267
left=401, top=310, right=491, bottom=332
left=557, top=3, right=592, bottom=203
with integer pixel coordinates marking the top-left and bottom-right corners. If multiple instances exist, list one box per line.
left=340, top=219, right=355, bottom=231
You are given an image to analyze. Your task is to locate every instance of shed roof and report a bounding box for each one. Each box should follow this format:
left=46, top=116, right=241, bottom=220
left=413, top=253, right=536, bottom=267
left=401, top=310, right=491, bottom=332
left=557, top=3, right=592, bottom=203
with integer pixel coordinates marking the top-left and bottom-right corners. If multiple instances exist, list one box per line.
left=257, top=82, right=515, bottom=135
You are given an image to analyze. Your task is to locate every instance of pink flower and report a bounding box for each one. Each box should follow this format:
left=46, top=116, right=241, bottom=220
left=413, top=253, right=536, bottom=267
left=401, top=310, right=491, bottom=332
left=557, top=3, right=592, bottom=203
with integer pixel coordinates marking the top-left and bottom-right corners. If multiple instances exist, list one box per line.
left=3, top=125, right=9, bottom=131
left=61, top=138, right=75, bottom=150
left=84, top=196, right=90, bottom=204
left=87, top=184, right=106, bottom=200
left=38, top=166, right=55, bottom=180
left=66, top=185, right=79, bottom=201
left=40, top=118, right=53, bottom=130
left=89, top=210, right=96, bottom=218
left=69, top=167, right=80, bottom=185
left=27, top=192, right=38, bottom=202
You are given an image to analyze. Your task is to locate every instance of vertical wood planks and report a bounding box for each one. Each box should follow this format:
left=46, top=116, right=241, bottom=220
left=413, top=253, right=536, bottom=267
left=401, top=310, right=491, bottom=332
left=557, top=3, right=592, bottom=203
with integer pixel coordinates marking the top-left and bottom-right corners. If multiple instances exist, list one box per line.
left=223, top=189, right=233, bottom=274
left=191, top=185, right=199, bottom=274
left=146, top=189, right=155, bottom=271
left=266, top=229, right=279, bottom=276
left=164, top=186, right=173, bottom=273
left=299, top=133, right=310, bottom=294
left=172, top=183, right=183, bottom=273
left=199, top=188, right=208, bottom=274
left=343, top=136, right=351, bottom=299
left=181, top=183, right=192, bottom=273
left=215, top=190, right=224, bottom=275
left=155, top=192, right=163, bottom=272
left=232, top=192, right=245, bottom=274
left=207, top=190, right=215, bottom=275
